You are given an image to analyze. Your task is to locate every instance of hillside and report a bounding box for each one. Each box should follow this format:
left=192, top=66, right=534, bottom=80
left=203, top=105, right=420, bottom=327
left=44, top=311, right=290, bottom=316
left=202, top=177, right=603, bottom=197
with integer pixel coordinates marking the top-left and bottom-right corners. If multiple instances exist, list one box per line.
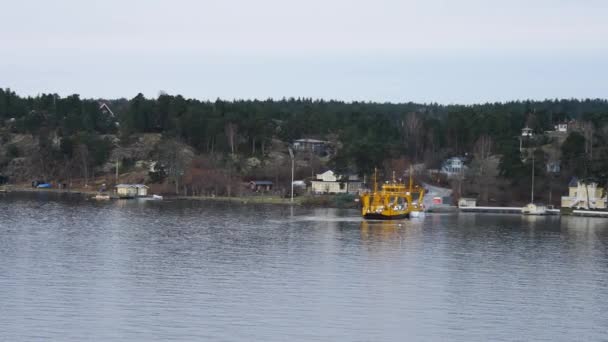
left=1, top=88, right=608, bottom=203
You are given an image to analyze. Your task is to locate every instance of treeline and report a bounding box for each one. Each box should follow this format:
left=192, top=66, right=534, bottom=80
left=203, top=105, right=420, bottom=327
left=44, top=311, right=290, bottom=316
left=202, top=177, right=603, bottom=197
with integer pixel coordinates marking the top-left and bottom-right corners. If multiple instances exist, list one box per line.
left=1, top=88, right=608, bottom=196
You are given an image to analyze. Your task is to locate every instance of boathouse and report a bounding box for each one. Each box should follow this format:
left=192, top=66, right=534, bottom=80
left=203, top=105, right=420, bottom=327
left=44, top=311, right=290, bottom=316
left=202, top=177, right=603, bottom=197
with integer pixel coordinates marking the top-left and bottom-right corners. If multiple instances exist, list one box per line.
left=115, top=184, right=149, bottom=198
left=458, top=197, right=477, bottom=208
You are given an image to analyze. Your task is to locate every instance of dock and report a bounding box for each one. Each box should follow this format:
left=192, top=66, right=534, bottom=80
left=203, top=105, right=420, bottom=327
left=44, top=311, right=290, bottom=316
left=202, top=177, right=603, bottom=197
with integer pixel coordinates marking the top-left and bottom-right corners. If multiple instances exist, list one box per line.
left=460, top=206, right=561, bottom=215
left=571, top=210, right=608, bottom=217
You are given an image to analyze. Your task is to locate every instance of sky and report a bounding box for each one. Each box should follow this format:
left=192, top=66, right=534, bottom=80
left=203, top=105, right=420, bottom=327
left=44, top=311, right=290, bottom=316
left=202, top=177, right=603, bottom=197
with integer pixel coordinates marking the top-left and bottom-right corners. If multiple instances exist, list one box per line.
left=1, top=0, right=607, bottom=104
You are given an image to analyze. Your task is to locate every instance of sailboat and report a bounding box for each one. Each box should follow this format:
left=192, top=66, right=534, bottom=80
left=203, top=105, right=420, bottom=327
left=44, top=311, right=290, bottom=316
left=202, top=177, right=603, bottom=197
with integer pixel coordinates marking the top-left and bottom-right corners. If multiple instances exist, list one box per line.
left=521, top=151, right=547, bottom=215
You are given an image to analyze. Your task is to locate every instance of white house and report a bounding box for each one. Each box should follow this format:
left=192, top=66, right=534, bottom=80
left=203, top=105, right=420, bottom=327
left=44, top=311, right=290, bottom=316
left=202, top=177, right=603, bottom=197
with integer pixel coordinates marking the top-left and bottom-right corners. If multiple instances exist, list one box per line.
left=554, top=123, right=568, bottom=133
left=310, top=170, right=362, bottom=194
left=440, top=157, right=466, bottom=178
left=521, top=127, right=534, bottom=137
left=561, top=178, right=607, bottom=209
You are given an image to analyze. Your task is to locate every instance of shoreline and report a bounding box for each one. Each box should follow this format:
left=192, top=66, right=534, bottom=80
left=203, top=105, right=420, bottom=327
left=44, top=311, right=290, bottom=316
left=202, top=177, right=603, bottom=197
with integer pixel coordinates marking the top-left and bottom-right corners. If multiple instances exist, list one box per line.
left=2, top=186, right=309, bottom=206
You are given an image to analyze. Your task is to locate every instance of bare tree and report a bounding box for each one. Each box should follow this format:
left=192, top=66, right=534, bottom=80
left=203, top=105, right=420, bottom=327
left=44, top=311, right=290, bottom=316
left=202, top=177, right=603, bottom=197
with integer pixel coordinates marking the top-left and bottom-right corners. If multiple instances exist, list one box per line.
left=158, top=140, right=192, bottom=194
left=471, top=135, right=495, bottom=204
left=76, top=143, right=89, bottom=187
left=225, top=122, right=238, bottom=154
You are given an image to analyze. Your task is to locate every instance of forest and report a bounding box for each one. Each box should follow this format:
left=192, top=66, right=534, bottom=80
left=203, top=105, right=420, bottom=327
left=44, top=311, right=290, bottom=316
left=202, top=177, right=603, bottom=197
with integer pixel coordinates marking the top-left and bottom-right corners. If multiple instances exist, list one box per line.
left=1, top=87, right=607, bottom=204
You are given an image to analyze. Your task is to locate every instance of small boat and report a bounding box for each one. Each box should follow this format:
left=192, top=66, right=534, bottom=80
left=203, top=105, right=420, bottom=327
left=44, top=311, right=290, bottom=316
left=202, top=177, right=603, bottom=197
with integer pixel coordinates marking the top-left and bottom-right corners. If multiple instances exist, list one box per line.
left=94, top=193, right=111, bottom=200
left=522, top=203, right=547, bottom=215
left=360, top=169, right=425, bottom=220
left=152, top=194, right=163, bottom=200
left=521, top=150, right=546, bottom=215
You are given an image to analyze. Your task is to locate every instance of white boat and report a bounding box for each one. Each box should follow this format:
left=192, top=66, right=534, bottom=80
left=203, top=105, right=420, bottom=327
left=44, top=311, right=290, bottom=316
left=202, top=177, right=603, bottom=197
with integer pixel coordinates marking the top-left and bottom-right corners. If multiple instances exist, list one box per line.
left=521, top=203, right=547, bottom=215
left=410, top=210, right=425, bottom=218
left=94, top=194, right=111, bottom=200
left=521, top=150, right=546, bottom=216
left=152, top=194, right=163, bottom=200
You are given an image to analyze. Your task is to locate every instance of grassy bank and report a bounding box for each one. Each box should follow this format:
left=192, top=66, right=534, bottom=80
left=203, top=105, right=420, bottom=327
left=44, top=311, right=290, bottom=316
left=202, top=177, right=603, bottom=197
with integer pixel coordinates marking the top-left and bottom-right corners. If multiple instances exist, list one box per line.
left=175, top=195, right=304, bottom=205
left=4, top=185, right=99, bottom=197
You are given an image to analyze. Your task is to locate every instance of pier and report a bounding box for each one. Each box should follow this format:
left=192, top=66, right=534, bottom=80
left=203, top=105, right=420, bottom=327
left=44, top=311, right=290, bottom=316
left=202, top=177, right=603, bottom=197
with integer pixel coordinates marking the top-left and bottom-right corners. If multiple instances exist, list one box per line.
left=460, top=206, right=561, bottom=215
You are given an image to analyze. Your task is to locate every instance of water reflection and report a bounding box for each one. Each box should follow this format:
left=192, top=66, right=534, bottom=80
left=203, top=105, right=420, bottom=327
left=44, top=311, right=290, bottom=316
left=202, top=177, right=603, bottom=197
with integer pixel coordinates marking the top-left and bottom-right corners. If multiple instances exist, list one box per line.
left=1, top=193, right=608, bottom=341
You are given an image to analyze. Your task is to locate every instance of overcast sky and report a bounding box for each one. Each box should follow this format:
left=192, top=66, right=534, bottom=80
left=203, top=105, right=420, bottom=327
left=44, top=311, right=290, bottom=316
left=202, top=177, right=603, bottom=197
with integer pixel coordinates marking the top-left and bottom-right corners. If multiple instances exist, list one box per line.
left=1, top=0, right=607, bottom=103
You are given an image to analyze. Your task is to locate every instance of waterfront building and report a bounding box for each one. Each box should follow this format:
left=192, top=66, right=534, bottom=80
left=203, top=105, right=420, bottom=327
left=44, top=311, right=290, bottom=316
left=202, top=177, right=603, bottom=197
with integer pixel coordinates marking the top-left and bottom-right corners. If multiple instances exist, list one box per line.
left=561, top=178, right=607, bottom=209
left=458, top=197, right=477, bottom=208
left=115, top=184, right=148, bottom=198
left=310, top=170, right=362, bottom=194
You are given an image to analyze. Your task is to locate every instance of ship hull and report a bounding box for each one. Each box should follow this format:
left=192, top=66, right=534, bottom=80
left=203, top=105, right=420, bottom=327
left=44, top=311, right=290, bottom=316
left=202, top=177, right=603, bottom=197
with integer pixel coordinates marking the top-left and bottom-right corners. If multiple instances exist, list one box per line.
left=363, top=212, right=410, bottom=220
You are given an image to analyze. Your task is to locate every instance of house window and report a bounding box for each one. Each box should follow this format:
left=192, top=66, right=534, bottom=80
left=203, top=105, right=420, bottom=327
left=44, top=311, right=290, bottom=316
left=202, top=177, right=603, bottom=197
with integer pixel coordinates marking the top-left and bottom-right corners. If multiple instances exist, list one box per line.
left=339, top=183, right=345, bottom=190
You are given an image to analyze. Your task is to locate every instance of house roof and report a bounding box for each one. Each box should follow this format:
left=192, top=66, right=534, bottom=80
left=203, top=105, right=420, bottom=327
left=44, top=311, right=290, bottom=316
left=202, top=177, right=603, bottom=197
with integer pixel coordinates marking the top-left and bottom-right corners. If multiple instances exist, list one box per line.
left=250, top=180, right=273, bottom=185
left=294, top=138, right=327, bottom=144
left=568, top=177, right=579, bottom=187
left=115, top=184, right=149, bottom=188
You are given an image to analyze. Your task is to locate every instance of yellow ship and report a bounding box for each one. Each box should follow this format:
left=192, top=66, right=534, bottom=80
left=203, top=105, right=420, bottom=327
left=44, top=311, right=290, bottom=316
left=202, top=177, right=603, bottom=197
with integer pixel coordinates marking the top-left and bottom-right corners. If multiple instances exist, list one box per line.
left=360, top=169, right=425, bottom=220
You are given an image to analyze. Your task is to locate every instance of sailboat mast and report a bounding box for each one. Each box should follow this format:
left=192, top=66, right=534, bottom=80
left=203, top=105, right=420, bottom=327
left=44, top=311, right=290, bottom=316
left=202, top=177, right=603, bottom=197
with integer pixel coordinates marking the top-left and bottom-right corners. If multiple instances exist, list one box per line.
left=531, top=151, right=535, bottom=203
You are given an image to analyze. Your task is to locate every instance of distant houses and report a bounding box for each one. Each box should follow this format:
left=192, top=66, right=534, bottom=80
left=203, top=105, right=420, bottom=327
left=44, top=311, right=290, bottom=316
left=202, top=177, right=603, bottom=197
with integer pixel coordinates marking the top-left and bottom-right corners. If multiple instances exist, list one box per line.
left=310, top=170, right=362, bottom=194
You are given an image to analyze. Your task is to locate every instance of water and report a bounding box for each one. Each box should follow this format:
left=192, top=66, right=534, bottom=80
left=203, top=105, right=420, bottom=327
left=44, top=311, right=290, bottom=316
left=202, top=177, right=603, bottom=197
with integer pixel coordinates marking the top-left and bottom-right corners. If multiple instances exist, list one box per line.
left=1, top=193, right=608, bottom=341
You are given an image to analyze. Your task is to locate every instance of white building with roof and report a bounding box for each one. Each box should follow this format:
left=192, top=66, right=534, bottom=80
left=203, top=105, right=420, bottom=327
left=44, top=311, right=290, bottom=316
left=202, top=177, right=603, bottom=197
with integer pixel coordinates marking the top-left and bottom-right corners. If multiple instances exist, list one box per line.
left=116, top=184, right=148, bottom=198
left=310, top=170, right=362, bottom=194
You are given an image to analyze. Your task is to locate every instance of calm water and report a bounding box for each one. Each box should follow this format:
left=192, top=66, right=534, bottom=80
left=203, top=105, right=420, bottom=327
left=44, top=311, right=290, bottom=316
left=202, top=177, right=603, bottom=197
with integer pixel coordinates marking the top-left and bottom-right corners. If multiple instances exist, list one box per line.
left=1, top=193, right=608, bottom=341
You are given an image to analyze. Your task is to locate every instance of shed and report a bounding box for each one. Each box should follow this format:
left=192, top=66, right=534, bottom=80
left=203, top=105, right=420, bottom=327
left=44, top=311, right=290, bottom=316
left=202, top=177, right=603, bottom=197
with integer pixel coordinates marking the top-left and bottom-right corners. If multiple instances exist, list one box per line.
left=458, top=197, right=477, bottom=208
left=116, top=184, right=149, bottom=198
left=250, top=180, right=273, bottom=192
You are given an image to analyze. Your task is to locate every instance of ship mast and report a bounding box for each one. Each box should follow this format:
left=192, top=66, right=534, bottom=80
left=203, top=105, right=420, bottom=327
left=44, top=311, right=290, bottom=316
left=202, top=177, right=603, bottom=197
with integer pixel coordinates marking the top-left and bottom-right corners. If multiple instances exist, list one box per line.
left=409, top=165, right=413, bottom=193
left=373, top=168, right=378, bottom=193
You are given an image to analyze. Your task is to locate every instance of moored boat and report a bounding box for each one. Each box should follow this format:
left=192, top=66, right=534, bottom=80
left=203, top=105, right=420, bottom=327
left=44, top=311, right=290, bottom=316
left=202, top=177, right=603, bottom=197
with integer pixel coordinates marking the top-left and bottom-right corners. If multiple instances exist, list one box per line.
left=94, top=193, right=111, bottom=200
left=521, top=203, right=547, bottom=215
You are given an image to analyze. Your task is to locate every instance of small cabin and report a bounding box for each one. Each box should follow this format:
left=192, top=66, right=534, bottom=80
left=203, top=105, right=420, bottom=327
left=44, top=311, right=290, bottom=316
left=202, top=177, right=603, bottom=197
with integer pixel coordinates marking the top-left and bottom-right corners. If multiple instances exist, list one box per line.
left=458, top=197, right=477, bottom=208
left=250, top=180, right=273, bottom=192
left=554, top=123, right=568, bottom=133
left=116, top=184, right=149, bottom=198
left=521, top=127, right=534, bottom=137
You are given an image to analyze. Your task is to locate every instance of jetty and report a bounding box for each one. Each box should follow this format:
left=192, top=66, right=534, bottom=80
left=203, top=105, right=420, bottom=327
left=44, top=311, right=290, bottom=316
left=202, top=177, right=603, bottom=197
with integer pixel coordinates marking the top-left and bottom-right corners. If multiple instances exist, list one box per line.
left=460, top=206, right=560, bottom=215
